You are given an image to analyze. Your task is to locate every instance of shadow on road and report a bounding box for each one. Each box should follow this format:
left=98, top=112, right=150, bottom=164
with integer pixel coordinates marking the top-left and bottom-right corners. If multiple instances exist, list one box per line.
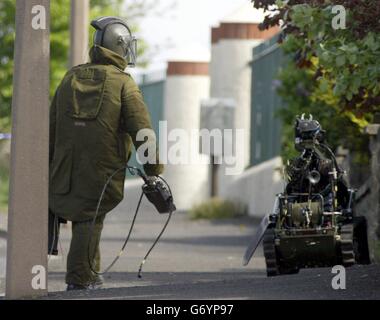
left=45, top=264, right=380, bottom=300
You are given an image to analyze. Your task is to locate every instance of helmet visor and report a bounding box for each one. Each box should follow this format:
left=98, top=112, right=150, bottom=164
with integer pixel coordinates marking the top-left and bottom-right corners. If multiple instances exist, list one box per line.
left=120, top=35, right=137, bottom=67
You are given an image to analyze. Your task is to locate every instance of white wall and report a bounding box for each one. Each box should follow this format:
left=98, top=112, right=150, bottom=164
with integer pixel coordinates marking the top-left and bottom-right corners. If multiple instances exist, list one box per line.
left=223, top=157, right=284, bottom=217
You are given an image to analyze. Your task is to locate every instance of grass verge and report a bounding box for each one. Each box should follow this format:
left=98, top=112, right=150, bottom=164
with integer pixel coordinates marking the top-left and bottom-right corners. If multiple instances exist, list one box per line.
left=190, top=197, right=246, bottom=220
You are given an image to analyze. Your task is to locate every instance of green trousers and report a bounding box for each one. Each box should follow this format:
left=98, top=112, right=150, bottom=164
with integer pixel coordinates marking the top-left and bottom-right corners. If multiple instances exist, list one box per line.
left=65, top=214, right=105, bottom=286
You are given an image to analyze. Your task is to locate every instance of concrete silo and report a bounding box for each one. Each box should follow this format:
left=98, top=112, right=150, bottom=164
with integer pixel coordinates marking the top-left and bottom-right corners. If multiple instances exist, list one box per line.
left=163, top=61, right=210, bottom=211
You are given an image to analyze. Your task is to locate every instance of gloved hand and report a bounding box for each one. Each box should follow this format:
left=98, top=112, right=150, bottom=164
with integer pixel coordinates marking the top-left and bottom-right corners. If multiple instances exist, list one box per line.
left=146, top=176, right=157, bottom=186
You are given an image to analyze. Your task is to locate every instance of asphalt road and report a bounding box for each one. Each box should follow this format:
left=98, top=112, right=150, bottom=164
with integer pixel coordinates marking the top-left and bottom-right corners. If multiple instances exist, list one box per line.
left=1, top=196, right=379, bottom=300
left=47, top=265, right=380, bottom=300
left=45, top=195, right=379, bottom=300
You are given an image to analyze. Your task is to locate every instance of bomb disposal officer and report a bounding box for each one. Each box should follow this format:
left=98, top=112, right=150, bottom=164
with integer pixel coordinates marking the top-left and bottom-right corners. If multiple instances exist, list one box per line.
left=49, top=17, right=163, bottom=291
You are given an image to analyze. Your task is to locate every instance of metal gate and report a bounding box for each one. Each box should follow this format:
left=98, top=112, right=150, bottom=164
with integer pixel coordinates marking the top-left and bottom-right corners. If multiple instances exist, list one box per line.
left=250, top=34, right=283, bottom=167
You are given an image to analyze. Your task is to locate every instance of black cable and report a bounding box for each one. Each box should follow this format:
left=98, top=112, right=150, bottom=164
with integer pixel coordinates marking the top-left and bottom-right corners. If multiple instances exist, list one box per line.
left=48, top=214, right=59, bottom=260
left=137, top=175, right=174, bottom=278
left=88, top=191, right=144, bottom=275
left=156, top=175, right=173, bottom=196
left=87, top=166, right=174, bottom=279
left=87, top=165, right=141, bottom=275
left=319, top=143, right=342, bottom=175
left=137, top=212, right=172, bottom=278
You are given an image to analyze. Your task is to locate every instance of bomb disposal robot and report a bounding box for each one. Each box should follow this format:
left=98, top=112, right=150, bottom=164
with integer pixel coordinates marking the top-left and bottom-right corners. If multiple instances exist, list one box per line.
left=243, top=115, right=370, bottom=276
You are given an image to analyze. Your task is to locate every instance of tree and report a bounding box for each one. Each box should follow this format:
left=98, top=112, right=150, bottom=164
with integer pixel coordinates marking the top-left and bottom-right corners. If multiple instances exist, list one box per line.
left=251, top=0, right=377, bottom=167
left=253, top=0, right=380, bottom=121
left=0, top=0, right=15, bottom=132
left=275, top=56, right=369, bottom=167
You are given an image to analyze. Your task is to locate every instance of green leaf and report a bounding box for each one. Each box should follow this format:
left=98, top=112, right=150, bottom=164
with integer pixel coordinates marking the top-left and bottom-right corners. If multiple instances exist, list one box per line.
left=364, top=33, right=378, bottom=51
left=319, top=78, right=329, bottom=93
left=336, top=55, right=346, bottom=67
left=348, top=54, right=357, bottom=64
left=351, top=77, right=361, bottom=94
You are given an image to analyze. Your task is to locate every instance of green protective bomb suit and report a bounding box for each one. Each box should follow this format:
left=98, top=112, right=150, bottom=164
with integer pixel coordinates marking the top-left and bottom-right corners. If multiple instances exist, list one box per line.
left=49, top=45, right=163, bottom=286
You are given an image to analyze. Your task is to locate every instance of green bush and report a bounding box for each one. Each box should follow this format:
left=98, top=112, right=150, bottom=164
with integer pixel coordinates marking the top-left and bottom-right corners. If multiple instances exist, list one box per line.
left=0, top=165, right=9, bottom=212
left=190, top=197, right=246, bottom=220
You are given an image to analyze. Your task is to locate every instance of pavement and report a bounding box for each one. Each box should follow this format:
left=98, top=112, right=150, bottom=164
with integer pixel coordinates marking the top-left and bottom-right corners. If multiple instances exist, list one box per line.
left=0, top=212, right=7, bottom=290
left=1, top=195, right=380, bottom=300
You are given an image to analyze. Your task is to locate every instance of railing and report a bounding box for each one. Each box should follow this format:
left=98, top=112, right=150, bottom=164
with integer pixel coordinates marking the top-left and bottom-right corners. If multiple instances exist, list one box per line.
left=0, top=133, right=11, bottom=140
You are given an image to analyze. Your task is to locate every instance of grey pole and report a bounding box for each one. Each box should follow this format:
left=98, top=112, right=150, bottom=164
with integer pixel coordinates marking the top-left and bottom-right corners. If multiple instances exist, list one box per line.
left=6, top=0, right=50, bottom=299
left=70, top=0, right=90, bottom=68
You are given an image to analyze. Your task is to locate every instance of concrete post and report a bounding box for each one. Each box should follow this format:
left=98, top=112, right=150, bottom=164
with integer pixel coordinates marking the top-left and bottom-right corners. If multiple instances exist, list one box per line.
left=366, top=121, right=380, bottom=262
left=70, top=0, right=90, bottom=67
left=6, top=0, right=50, bottom=299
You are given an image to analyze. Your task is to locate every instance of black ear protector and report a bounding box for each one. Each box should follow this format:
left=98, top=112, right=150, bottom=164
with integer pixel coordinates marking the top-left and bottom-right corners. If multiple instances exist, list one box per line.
left=91, top=16, right=133, bottom=43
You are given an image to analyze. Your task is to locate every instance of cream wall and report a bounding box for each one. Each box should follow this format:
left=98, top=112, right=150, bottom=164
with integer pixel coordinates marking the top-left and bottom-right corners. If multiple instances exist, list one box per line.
left=224, top=157, right=284, bottom=217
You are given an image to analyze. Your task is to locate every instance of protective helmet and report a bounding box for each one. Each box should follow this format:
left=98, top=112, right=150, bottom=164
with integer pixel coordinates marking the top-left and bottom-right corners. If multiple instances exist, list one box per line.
left=91, top=16, right=137, bottom=67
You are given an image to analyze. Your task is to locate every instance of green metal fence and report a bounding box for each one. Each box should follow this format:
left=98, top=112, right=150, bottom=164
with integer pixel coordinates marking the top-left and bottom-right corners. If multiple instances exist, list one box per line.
left=250, top=34, right=283, bottom=167
left=127, top=74, right=165, bottom=170
left=140, top=77, right=165, bottom=134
